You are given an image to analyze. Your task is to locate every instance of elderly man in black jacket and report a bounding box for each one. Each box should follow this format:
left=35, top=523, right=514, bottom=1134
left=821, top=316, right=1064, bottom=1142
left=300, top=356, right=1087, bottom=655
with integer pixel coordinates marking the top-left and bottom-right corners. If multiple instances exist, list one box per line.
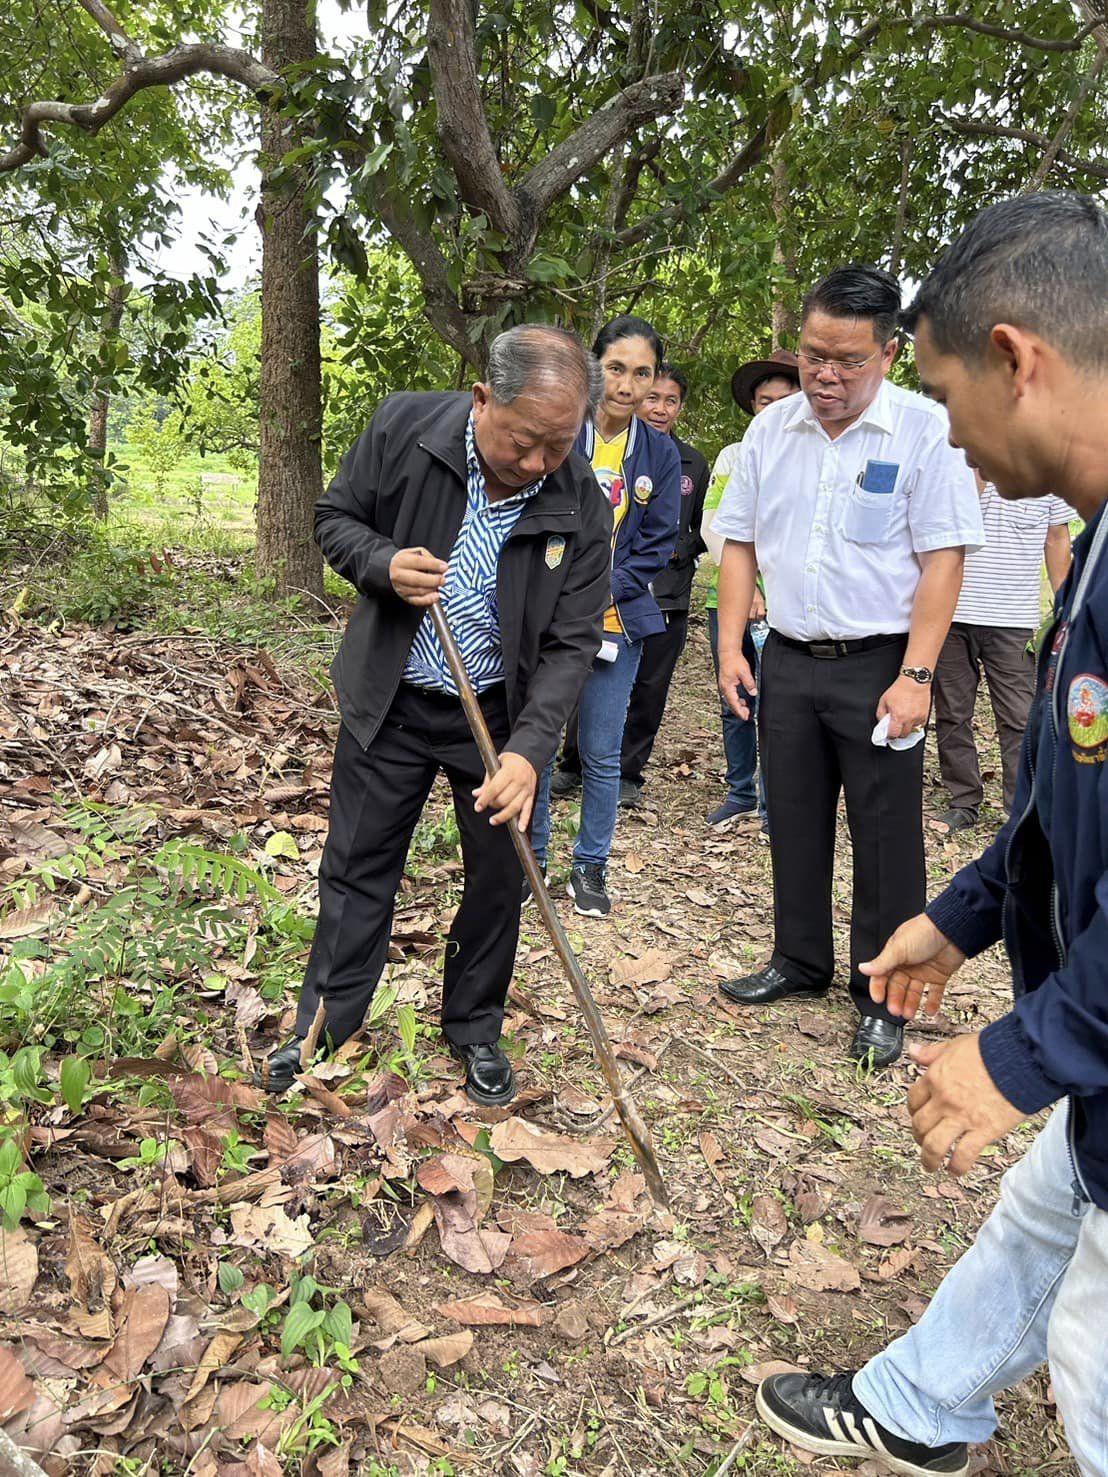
left=262, top=325, right=611, bottom=1104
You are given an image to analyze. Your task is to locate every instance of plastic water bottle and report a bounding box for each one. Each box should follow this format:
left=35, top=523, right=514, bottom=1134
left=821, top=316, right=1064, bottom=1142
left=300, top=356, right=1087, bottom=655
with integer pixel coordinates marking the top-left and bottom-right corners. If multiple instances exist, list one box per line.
left=750, top=619, right=770, bottom=654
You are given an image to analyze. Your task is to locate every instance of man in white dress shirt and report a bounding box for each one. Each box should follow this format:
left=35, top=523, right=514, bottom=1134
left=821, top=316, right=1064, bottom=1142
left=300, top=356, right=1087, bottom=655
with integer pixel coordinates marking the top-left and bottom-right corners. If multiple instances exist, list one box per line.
left=713, top=265, right=984, bottom=1067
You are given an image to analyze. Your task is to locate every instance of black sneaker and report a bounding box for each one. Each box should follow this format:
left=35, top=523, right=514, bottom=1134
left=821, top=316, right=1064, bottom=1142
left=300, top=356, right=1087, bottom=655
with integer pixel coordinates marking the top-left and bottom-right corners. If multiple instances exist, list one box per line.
left=567, top=863, right=611, bottom=917
left=756, top=1372, right=969, bottom=1476
left=937, top=806, right=977, bottom=834
left=550, top=768, right=581, bottom=799
left=521, top=864, right=547, bottom=907
left=618, top=779, right=643, bottom=809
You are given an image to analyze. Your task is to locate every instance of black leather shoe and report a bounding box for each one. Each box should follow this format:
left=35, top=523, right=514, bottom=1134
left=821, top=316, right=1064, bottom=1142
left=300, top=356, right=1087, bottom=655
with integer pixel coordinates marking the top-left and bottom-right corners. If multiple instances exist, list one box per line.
left=720, top=964, right=829, bottom=1006
left=849, top=1015, right=905, bottom=1068
left=448, top=1040, right=516, bottom=1106
left=257, top=1036, right=308, bottom=1094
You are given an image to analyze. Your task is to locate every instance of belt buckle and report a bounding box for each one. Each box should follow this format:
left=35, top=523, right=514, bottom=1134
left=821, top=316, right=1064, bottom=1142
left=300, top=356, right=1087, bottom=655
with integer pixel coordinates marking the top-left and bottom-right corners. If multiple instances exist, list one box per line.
left=810, top=641, right=839, bottom=659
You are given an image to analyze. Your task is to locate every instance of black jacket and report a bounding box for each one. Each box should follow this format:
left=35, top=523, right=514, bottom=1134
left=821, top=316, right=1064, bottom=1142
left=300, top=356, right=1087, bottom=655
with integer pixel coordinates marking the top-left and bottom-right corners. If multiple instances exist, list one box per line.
left=315, top=391, right=613, bottom=772
left=650, top=435, right=709, bottom=612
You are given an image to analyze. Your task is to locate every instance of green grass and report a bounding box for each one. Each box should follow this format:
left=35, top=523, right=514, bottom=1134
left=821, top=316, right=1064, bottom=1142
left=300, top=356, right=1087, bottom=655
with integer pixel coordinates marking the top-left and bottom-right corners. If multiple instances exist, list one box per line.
left=108, top=439, right=257, bottom=541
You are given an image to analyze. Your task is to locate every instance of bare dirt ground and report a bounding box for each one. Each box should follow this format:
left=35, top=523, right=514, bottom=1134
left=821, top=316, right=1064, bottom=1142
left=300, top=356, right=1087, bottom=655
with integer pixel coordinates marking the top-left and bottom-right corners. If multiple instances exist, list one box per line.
left=0, top=605, right=1077, bottom=1477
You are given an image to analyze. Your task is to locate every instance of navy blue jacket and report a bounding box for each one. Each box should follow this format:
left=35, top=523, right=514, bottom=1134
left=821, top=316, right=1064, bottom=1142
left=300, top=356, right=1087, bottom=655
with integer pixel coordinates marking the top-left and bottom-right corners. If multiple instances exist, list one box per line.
left=928, top=503, right=1108, bottom=1208
left=575, top=416, right=681, bottom=642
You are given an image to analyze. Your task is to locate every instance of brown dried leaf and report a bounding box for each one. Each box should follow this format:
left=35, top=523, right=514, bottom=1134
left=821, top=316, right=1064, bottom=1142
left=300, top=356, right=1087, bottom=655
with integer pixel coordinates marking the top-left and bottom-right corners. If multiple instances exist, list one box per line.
left=766, top=1293, right=800, bottom=1325
left=784, top=1239, right=861, bottom=1293
left=229, top=1204, right=313, bottom=1259
left=740, top=1359, right=804, bottom=1385
left=183, top=1329, right=243, bottom=1403
left=0, top=898, right=60, bottom=939
left=65, top=1210, right=117, bottom=1311
left=608, top=949, right=673, bottom=987
left=226, top=980, right=268, bottom=1029
left=419, top=1330, right=473, bottom=1368
left=102, top=1282, right=171, bottom=1381
left=507, top=1228, right=591, bottom=1280
left=435, top=1294, right=547, bottom=1327
left=0, top=1344, right=34, bottom=1422
left=624, top=850, right=646, bottom=874
left=750, top=1194, right=789, bottom=1256
left=264, top=1111, right=299, bottom=1163
left=487, top=1118, right=615, bottom=1177
left=0, top=1229, right=38, bottom=1313
left=859, top=1194, right=913, bottom=1247
left=360, top=1288, right=431, bottom=1348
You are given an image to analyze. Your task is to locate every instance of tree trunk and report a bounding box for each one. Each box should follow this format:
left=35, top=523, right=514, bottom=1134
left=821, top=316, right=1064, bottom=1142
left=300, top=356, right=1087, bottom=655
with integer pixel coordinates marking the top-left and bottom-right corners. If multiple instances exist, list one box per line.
left=87, top=250, right=127, bottom=522
left=255, top=0, right=323, bottom=600
left=770, top=146, right=798, bottom=347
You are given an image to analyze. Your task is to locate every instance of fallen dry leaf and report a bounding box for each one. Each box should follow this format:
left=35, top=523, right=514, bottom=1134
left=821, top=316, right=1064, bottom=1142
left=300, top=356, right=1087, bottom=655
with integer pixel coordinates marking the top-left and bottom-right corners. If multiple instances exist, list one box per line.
left=102, top=1282, right=171, bottom=1381
left=183, top=1329, right=243, bottom=1403
left=229, top=1204, right=313, bottom=1259
left=65, top=1210, right=117, bottom=1312
left=435, top=1294, right=547, bottom=1327
left=0, top=897, right=61, bottom=939
left=0, top=1344, right=34, bottom=1422
left=859, top=1193, right=913, bottom=1247
left=741, top=1359, right=804, bottom=1385
left=417, top=1153, right=507, bottom=1275
left=608, top=949, right=673, bottom=987
left=750, top=1194, right=789, bottom=1256
left=419, top=1330, right=474, bottom=1368
left=784, top=1239, right=861, bottom=1293
left=488, top=1118, right=615, bottom=1177
left=0, top=1228, right=38, bottom=1313
left=507, top=1228, right=591, bottom=1280
left=361, top=1288, right=431, bottom=1348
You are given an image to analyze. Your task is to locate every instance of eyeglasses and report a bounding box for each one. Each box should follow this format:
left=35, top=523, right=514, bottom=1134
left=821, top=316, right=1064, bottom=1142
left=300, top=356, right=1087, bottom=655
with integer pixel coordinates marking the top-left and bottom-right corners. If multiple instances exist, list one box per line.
left=797, top=348, right=881, bottom=376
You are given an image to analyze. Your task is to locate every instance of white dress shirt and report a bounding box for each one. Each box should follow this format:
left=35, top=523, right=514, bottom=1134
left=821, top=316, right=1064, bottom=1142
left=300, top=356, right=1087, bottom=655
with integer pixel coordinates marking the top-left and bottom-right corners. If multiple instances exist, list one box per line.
left=711, top=379, right=984, bottom=641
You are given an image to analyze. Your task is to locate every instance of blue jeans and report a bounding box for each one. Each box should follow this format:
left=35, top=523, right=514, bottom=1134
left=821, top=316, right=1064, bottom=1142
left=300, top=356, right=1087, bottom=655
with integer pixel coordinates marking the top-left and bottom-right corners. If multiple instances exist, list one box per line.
left=707, top=607, right=761, bottom=814
left=855, top=1104, right=1107, bottom=1474
left=531, top=638, right=642, bottom=868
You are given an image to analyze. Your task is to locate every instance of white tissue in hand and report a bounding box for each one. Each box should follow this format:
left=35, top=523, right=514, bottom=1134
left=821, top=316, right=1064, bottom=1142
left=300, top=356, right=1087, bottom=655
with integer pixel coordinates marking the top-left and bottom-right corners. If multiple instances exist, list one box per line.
left=871, top=713, right=926, bottom=751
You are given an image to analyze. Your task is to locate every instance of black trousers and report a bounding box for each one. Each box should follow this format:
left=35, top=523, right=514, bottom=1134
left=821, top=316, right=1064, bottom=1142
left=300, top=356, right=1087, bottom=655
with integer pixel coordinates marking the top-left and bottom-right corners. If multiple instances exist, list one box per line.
left=296, top=683, right=523, bottom=1049
left=759, top=633, right=925, bottom=1021
left=620, top=609, right=690, bottom=785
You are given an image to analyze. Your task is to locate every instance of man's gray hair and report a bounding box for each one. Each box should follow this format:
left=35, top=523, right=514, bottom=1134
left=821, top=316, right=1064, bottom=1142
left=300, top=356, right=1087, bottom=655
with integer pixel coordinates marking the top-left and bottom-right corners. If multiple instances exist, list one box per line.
left=486, top=324, right=604, bottom=415
left=903, top=191, right=1108, bottom=372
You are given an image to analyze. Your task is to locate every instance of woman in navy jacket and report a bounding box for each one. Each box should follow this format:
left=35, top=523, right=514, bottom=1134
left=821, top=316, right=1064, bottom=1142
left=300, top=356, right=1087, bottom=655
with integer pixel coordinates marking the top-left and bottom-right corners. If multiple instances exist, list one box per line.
left=531, top=316, right=681, bottom=915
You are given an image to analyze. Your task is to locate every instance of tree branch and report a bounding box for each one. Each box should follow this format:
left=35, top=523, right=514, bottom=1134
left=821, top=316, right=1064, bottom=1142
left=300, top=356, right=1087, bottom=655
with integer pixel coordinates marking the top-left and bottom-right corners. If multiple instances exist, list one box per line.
left=1024, top=48, right=1106, bottom=192
left=426, top=0, right=521, bottom=239
left=517, top=72, right=682, bottom=219
left=943, top=116, right=1108, bottom=180
left=0, top=38, right=278, bottom=172
left=912, top=10, right=1108, bottom=53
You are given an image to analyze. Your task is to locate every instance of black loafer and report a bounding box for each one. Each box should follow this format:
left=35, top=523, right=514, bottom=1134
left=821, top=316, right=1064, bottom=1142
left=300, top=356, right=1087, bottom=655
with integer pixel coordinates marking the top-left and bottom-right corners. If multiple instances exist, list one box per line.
left=849, top=1015, right=905, bottom=1068
left=257, top=1036, right=308, bottom=1094
left=448, top=1040, right=516, bottom=1106
left=720, top=964, right=829, bottom=1006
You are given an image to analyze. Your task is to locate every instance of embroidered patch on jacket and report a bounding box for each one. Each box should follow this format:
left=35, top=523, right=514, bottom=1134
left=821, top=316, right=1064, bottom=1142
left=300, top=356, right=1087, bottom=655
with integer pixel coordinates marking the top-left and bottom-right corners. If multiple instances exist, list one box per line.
left=544, top=534, right=566, bottom=570
left=633, top=475, right=653, bottom=505
left=1067, top=672, right=1108, bottom=756
left=680, top=474, right=694, bottom=498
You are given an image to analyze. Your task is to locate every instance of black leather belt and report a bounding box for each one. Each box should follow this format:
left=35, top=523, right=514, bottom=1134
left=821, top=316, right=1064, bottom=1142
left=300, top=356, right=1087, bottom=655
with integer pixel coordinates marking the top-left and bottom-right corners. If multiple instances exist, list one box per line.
left=773, top=632, right=906, bottom=660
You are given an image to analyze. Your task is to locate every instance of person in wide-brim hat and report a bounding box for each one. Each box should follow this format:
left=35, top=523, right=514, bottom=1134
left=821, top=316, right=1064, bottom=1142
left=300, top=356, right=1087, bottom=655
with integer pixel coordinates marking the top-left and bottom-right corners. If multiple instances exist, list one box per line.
left=730, top=348, right=800, bottom=415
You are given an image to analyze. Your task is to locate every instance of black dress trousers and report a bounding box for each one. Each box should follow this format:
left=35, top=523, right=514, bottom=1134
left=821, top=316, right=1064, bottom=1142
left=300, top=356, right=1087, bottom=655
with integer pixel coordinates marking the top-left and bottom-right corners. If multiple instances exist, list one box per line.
left=620, top=609, right=690, bottom=785
left=758, top=632, right=926, bottom=1021
left=296, top=682, right=523, bottom=1048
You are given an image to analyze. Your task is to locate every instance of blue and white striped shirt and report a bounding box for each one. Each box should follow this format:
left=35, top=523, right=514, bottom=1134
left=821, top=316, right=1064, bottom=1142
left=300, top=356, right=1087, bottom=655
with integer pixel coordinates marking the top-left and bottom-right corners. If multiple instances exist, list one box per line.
left=403, top=413, right=542, bottom=694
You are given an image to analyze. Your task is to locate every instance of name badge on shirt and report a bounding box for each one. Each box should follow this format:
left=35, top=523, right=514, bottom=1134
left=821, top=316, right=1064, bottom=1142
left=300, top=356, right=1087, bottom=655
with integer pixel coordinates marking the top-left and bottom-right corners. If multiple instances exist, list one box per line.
left=859, top=459, right=899, bottom=495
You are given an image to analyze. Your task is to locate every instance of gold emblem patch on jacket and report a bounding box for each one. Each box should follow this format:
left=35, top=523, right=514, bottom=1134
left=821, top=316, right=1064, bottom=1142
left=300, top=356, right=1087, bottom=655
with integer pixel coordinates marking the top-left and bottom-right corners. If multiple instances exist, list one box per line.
left=545, top=534, right=566, bottom=570
left=633, top=475, right=653, bottom=505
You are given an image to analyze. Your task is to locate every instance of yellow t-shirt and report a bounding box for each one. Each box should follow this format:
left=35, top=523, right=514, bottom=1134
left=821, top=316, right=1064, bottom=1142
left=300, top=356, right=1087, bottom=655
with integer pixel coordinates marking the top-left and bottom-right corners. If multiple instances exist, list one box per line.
left=592, top=428, right=629, bottom=634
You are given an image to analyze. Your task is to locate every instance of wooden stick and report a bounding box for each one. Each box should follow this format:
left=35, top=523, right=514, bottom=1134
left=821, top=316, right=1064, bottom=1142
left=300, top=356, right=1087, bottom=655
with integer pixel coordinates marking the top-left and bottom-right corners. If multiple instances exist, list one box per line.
left=430, top=603, right=668, bottom=1207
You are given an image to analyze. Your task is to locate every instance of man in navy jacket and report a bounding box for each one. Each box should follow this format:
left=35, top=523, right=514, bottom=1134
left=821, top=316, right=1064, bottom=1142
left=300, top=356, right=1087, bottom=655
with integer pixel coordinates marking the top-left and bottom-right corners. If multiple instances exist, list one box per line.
left=754, top=193, right=1108, bottom=1477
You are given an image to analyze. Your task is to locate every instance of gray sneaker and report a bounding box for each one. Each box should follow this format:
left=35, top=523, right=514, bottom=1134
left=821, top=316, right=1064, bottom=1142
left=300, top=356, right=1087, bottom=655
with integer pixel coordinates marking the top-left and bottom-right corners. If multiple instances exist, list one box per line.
left=938, top=807, right=977, bottom=833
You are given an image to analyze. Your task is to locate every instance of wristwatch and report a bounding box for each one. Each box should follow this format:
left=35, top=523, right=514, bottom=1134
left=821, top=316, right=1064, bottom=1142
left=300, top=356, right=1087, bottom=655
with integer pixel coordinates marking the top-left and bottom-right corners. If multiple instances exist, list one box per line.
left=901, top=664, right=933, bottom=684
